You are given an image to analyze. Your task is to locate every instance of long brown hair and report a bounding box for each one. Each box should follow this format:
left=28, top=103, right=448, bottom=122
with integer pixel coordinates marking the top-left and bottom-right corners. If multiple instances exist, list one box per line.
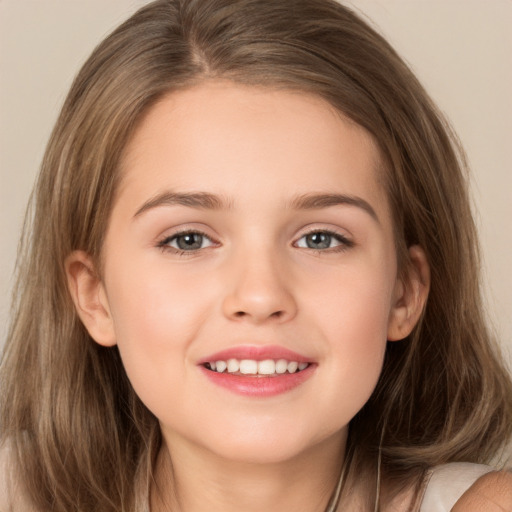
left=2, top=1, right=511, bottom=510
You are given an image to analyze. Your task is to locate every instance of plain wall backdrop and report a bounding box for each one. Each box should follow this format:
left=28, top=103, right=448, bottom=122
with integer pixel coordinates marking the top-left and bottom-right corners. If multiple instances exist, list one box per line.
left=1, top=0, right=511, bottom=374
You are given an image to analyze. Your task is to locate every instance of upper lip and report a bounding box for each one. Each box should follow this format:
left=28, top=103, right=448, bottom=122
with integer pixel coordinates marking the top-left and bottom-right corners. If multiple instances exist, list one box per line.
left=198, top=345, right=313, bottom=365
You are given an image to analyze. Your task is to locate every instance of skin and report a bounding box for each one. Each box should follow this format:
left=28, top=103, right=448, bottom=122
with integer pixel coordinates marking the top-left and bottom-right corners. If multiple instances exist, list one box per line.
left=453, top=471, right=512, bottom=511
left=67, top=81, right=432, bottom=511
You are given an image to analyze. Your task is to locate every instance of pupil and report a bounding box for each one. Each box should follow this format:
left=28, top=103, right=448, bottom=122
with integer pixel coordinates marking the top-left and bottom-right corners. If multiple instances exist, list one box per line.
left=178, top=233, right=202, bottom=250
left=307, top=233, right=330, bottom=249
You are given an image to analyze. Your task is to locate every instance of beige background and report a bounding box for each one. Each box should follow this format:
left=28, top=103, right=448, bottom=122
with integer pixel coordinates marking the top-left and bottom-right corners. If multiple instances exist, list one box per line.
left=1, top=0, right=511, bottom=373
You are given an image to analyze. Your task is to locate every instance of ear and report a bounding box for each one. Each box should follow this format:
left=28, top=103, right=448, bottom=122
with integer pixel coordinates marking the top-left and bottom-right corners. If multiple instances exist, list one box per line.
left=65, top=250, right=117, bottom=347
left=387, top=245, right=430, bottom=341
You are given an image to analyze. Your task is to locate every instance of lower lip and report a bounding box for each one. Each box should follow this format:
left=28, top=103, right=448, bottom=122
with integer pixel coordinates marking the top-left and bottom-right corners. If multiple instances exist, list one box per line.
left=199, top=364, right=316, bottom=397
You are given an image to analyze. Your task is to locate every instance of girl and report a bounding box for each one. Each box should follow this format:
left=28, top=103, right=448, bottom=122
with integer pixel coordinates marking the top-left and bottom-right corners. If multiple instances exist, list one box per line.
left=1, top=0, right=511, bottom=510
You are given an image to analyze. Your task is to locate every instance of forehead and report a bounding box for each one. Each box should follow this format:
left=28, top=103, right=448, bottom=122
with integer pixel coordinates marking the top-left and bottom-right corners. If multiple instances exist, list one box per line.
left=116, top=81, right=388, bottom=217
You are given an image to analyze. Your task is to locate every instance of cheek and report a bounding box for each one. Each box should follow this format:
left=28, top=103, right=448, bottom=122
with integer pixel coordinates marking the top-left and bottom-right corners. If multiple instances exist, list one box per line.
left=331, top=291, right=389, bottom=383
left=106, top=252, right=211, bottom=339
left=103, top=259, right=212, bottom=408
left=302, top=260, right=395, bottom=420
left=307, top=254, right=395, bottom=345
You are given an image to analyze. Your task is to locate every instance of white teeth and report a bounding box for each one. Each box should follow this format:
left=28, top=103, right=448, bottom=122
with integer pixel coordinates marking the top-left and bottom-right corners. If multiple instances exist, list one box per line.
left=287, top=361, right=298, bottom=373
left=258, top=359, right=276, bottom=375
left=239, top=360, right=258, bottom=374
left=227, top=358, right=239, bottom=373
left=209, top=358, right=309, bottom=375
left=275, top=359, right=288, bottom=374
left=215, top=360, right=227, bottom=373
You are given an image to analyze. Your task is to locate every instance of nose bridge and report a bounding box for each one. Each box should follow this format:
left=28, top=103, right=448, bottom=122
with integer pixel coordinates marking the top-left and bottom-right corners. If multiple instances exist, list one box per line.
left=221, top=240, right=297, bottom=323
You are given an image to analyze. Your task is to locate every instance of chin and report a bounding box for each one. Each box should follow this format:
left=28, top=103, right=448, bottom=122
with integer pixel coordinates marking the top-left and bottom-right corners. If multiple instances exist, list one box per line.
left=198, top=422, right=341, bottom=466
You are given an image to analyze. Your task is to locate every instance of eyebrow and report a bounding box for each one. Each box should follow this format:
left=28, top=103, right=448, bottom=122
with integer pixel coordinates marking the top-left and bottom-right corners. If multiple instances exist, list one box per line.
left=287, top=193, right=379, bottom=223
left=134, top=191, right=232, bottom=217
left=133, top=190, right=378, bottom=223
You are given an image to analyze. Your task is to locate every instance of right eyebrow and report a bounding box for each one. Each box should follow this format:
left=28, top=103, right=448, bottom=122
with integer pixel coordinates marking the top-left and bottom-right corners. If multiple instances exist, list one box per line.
left=133, top=191, right=231, bottom=218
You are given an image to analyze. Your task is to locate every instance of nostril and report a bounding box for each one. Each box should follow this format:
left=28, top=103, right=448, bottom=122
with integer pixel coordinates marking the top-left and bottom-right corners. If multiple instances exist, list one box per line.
left=233, top=310, right=284, bottom=319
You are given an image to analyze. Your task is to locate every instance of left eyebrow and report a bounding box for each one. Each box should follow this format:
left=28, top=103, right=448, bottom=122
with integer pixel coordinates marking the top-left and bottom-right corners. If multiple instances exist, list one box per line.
left=288, top=193, right=379, bottom=223
left=133, top=191, right=232, bottom=218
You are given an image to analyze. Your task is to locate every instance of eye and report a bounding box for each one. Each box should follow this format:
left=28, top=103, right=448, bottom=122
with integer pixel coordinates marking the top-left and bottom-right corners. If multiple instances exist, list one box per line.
left=159, top=231, right=214, bottom=252
left=295, top=230, right=352, bottom=251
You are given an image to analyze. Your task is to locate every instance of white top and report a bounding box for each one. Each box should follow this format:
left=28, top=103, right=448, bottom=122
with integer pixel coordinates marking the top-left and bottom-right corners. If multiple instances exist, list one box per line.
left=419, top=462, right=494, bottom=511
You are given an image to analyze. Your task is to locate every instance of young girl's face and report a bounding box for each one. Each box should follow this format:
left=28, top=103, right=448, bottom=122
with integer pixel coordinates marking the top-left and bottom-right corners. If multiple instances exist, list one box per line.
left=72, top=81, right=425, bottom=465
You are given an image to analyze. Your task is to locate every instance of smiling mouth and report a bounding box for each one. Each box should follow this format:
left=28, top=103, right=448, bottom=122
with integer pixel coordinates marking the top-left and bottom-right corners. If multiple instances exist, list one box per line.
left=203, top=358, right=310, bottom=376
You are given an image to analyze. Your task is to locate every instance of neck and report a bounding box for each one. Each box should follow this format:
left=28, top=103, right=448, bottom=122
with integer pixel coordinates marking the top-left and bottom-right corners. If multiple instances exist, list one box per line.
left=151, top=430, right=347, bottom=512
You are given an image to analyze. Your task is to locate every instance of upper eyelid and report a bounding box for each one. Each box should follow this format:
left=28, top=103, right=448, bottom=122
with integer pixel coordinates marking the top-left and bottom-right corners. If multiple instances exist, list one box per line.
left=164, top=228, right=211, bottom=239
left=295, top=226, right=352, bottom=240
left=157, top=225, right=217, bottom=241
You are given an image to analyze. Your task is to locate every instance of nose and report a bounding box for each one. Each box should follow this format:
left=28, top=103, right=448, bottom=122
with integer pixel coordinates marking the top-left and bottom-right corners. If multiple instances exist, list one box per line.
left=221, top=249, right=298, bottom=324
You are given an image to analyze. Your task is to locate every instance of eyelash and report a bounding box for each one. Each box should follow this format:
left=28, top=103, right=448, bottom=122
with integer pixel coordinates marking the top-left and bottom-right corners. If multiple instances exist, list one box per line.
left=156, top=228, right=354, bottom=256
left=157, top=229, right=217, bottom=256
left=295, top=228, right=354, bottom=253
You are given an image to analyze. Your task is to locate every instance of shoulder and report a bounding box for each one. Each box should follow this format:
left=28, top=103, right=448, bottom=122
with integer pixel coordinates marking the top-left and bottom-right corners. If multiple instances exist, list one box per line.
left=420, top=462, right=511, bottom=512
left=452, top=469, right=512, bottom=511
